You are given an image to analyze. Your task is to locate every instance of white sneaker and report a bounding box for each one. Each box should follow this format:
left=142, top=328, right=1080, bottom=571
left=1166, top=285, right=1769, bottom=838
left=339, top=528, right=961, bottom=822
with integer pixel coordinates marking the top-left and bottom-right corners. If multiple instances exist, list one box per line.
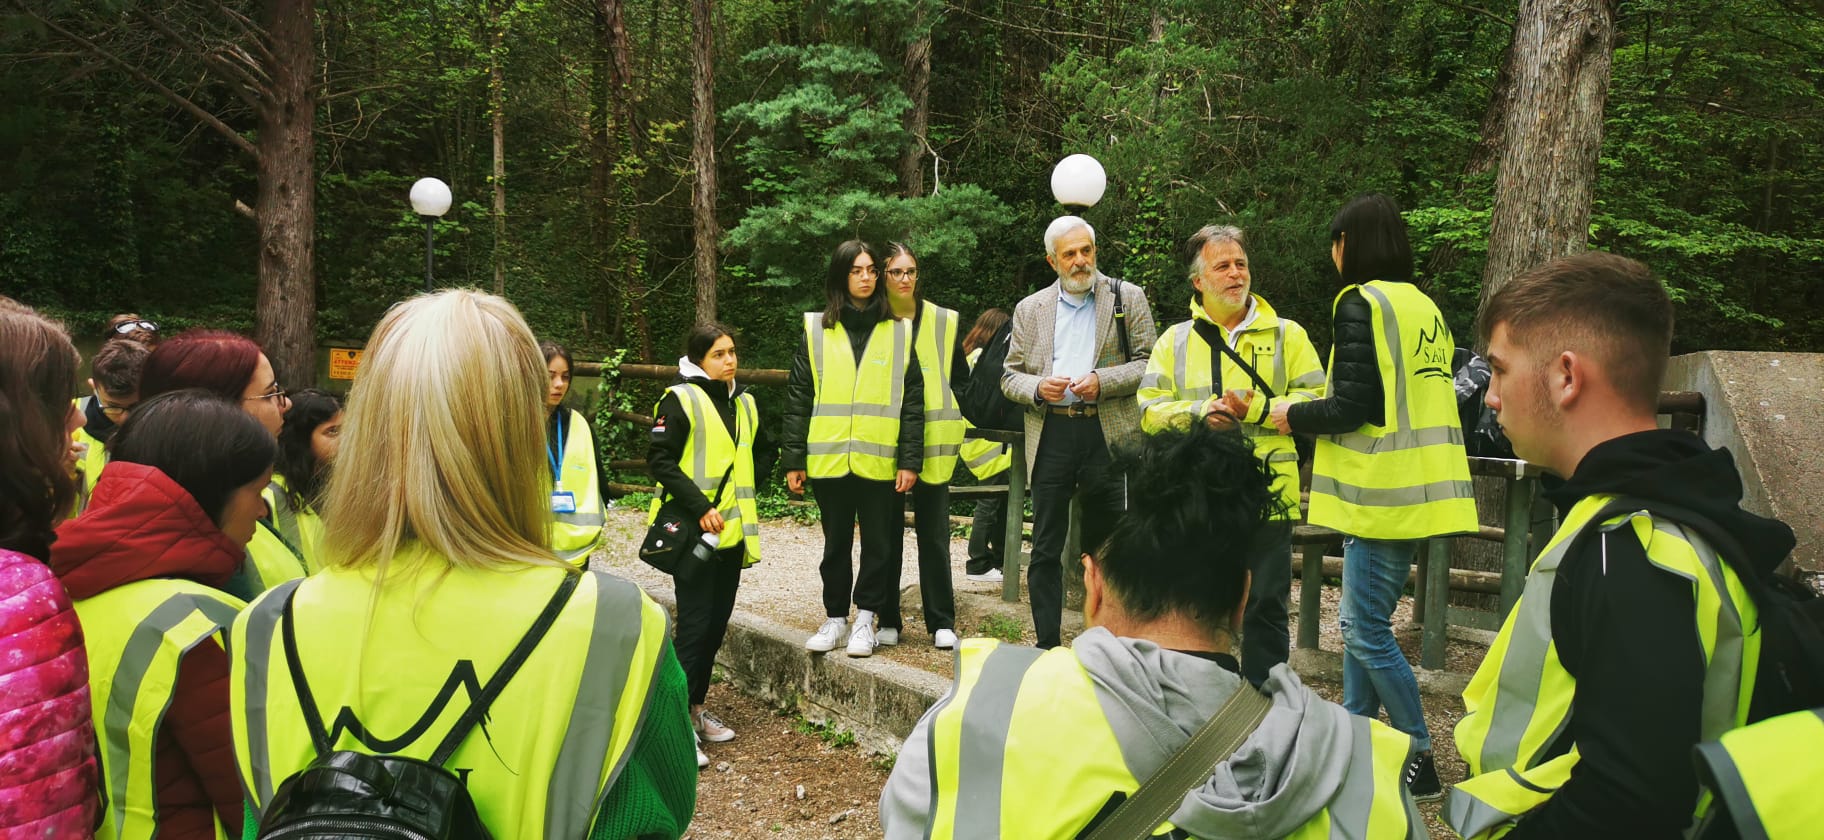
left=876, top=627, right=900, bottom=646
left=934, top=629, right=958, bottom=649
left=806, top=618, right=848, bottom=653
left=846, top=621, right=877, bottom=658
left=695, top=708, right=736, bottom=743
left=695, top=733, right=709, bottom=769
left=966, top=568, right=1004, bottom=583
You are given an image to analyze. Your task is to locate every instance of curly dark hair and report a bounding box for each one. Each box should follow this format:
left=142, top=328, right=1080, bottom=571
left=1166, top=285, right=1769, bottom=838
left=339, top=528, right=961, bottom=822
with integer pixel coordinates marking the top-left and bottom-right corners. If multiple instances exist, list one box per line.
left=276, top=389, right=344, bottom=511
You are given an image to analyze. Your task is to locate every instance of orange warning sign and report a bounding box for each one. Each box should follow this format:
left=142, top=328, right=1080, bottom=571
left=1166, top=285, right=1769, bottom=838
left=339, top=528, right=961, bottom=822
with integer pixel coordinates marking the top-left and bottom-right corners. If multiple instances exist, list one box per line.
left=328, top=348, right=363, bottom=380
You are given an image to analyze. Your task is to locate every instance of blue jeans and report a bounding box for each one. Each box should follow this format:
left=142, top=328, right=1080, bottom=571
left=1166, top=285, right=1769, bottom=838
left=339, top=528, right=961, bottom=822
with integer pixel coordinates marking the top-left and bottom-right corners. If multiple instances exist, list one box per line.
left=1340, top=536, right=1431, bottom=752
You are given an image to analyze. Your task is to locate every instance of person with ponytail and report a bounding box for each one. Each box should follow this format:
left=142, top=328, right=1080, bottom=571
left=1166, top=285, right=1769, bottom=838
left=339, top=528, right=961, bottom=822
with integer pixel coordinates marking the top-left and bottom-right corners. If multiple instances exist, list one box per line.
left=266, top=389, right=343, bottom=571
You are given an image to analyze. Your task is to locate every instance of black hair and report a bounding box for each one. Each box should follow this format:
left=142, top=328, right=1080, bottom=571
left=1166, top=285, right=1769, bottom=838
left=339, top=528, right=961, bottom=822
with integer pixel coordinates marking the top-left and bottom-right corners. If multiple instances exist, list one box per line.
left=685, top=322, right=736, bottom=365
left=91, top=338, right=153, bottom=396
left=539, top=340, right=574, bottom=372
left=822, top=239, right=886, bottom=326
left=1079, top=423, right=1289, bottom=637
left=110, top=390, right=277, bottom=528
left=275, top=388, right=343, bottom=511
left=1328, top=193, right=1413, bottom=286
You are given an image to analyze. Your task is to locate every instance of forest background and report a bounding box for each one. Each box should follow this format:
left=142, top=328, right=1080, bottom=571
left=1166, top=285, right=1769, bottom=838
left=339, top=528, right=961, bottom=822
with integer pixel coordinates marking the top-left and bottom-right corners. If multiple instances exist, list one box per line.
left=4, top=0, right=1820, bottom=412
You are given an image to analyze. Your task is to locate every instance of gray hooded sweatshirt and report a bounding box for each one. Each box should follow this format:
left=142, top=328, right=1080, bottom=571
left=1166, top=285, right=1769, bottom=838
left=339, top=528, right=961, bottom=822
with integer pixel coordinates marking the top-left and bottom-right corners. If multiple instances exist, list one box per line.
left=880, top=627, right=1425, bottom=839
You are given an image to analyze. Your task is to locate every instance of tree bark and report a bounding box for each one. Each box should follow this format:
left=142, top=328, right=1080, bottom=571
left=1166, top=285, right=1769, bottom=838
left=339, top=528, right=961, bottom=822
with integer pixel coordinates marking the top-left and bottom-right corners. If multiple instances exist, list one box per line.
left=254, top=0, right=317, bottom=390
left=490, top=4, right=508, bottom=296
left=689, top=0, right=719, bottom=326
left=898, top=1, right=933, bottom=198
left=599, top=0, right=653, bottom=360
left=1477, top=0, right=1618, bottom=311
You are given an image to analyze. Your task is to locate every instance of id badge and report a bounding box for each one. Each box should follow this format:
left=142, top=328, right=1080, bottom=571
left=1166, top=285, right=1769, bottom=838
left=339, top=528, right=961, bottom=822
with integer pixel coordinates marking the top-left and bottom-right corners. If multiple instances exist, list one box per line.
left=551, top=491, right=577, bottom=514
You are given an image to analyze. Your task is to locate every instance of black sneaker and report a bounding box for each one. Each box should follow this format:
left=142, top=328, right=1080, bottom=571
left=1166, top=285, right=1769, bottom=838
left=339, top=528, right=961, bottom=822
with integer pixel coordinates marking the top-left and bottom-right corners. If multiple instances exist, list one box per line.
left=1403, top=751, right=1444, bottom=801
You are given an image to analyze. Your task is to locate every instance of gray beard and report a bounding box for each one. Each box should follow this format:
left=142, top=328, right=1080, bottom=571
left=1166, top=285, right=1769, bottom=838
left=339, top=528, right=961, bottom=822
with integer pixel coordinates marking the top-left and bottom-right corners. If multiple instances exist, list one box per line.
left=1060, top=269, right=1096, bottom=295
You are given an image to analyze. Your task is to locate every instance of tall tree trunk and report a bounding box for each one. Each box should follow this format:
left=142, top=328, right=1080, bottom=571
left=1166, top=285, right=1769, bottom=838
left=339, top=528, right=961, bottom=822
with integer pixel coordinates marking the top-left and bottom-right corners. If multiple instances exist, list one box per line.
left=590, top=3, right=614, bottom=340
left=898, top=1, right=932, bottom=198
left=689, top=0, right=720, bottom=325
left=490, top=5, right=507, bottom=296
left=1477, top=0, right=1617, bottom=310
left=255, top=0, right=317, bottom=389
left=599, top=0, right=653, bottom=361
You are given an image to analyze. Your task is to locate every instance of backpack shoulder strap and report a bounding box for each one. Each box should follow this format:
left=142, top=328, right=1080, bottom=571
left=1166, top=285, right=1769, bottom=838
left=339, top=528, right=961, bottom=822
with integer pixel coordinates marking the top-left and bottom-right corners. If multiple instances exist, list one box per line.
left=429, top=572, right=581, bottom=765
left=1080, top=685, right=1273, bottom=840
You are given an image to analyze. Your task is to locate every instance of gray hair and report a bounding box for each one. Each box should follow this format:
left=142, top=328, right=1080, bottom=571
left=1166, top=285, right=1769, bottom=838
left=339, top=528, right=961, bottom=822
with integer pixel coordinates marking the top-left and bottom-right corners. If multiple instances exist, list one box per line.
left=1044, top=216, right=1097, bottom=256
left=1185, top=224, right=1246, bottom=282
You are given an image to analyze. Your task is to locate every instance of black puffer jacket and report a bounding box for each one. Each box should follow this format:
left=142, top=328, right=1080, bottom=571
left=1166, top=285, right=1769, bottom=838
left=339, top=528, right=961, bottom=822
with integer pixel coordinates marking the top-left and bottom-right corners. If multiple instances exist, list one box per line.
left=648, top=375, right=778, bottom=517
left=1285, top=288, right=1383, bottom=433
left=780, top=304, right=925, bottom=475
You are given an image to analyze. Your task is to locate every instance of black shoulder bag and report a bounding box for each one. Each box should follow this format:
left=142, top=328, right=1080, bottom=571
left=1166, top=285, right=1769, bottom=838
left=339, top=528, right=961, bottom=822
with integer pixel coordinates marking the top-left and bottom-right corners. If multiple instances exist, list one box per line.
left=640, top=400, right=740, bottom=575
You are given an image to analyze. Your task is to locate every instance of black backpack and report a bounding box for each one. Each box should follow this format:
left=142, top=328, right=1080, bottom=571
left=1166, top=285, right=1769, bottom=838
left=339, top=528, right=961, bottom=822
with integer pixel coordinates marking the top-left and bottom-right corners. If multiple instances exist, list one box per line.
left=254, top=573, right=581, bottom=839
left=959, top=317, right=1023, bottom=431
left=1452, top=347, right=1513, bottom=459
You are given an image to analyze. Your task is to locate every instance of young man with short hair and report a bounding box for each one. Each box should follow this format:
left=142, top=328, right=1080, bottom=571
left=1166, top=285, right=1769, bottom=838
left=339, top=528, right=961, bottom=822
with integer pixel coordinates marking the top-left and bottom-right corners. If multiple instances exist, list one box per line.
left=1447, top=252, right=1795, bottom=839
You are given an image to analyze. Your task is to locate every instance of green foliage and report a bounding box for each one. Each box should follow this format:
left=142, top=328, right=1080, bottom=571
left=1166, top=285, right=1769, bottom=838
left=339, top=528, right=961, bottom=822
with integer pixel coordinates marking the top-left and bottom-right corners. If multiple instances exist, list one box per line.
left=792, top=713, right=858, bottom=748
left=976, top=614, right=1023, bottom=644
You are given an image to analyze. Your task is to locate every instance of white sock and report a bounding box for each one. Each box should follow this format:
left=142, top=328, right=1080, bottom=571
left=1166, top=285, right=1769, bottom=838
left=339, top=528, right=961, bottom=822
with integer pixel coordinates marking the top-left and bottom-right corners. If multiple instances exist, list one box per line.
left=855, top=609, right=875, bottom=629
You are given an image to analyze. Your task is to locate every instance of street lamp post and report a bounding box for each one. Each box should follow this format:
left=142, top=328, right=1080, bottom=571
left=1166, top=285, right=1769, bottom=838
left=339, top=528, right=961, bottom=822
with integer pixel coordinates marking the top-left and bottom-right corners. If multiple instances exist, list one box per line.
left=409, top=177, right=453, bottom=293
left=1050, top=153, right=1106, bottom=212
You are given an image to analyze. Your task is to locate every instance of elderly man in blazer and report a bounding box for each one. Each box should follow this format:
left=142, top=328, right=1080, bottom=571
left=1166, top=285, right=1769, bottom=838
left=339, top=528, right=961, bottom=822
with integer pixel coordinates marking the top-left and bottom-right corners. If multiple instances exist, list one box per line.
left=1001, top=215, right=1157, bottom=648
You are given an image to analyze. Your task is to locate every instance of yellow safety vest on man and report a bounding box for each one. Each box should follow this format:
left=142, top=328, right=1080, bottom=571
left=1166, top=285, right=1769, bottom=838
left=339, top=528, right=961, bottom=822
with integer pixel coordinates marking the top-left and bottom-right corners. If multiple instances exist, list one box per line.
left=913, top=301, right=967, bottom=485
left=1138, top=296, right=1325, bottom=518
left=919, top=638, right=1420, bottom=839
left=804, top=312, right=912, bottom=482
left=1307, top=281, right=1476, bottom=540
left=646, top=383, right=762, bottom=566
left=263, top=475, right=326, bottom=573
left=230, top=564, right=672, bottom=839
left=75, top=579, right=246, bottom=840
left=549, top=407, right=607, bottom=565
left=243, top=520, right=308, bottom=595
left=958, top=349, right=1013, bottom=480
left=1448, top=496, right=1761, bottom=839
left=1692, top=707, right=1824, bottom=840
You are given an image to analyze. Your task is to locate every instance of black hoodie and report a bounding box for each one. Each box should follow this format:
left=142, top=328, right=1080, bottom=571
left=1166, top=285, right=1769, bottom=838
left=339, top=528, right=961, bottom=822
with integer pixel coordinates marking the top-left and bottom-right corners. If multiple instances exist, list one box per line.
left=1505, top=429, right=1795, bottom=840
left=648, top=375, right=777, bottom=518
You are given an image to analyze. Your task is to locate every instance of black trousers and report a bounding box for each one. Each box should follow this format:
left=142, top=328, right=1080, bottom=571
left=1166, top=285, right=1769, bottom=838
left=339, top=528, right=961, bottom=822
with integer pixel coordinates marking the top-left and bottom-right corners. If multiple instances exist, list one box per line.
left=811, top=475, right=903, bottom=625
left=1028, top=414, right=1122, bottom=648
left=908, top=480, right=957, bottom=633
left=1241, top=525, right=1293, bottom=687
left=966, top=469, right=1009, bottom=575
left=673, top=545, right=744, bottom=706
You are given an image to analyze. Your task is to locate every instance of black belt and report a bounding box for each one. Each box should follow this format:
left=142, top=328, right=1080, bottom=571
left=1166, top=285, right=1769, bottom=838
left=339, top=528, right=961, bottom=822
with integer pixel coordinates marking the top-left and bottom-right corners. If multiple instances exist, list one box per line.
left=1046, top=403, right=1098, bottom=418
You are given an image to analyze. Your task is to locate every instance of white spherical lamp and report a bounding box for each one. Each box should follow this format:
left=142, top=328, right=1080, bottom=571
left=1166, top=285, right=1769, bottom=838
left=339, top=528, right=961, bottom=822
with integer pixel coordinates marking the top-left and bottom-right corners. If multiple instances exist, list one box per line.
left=1050, top=154, right=1107, bottom=209
left=409, top=177, right=453, bottom=218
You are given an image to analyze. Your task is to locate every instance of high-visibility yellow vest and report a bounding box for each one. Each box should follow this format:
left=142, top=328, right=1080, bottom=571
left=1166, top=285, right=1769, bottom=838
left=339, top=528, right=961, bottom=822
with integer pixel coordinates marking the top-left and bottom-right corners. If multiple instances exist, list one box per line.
left=230, top=563, right=672, bottom=839
left=958, top=350, right=1013, bottom=480
left=1692, top=707, right=1824, bottom=840
left=805, top=312, right=912, bottom=482
left=646, top=383, right=762, bottom=567
left=243, top=519, right=308, bottom=594
left=549, top=407, right=607, bottom=565
left=1138, top=295, right=1326, bottom=519
left=921, top=638, right=1420, bottom=839
left=263, top=475, right=325, bottom=573
left=1307, top=281, right=1476, bottom=539
left=69, top=397, right=109, bottom=519
left=75, top=578, right=246, bottom=840
left=1447, top=495, right=1762, bottom=838
left=913, top=301, right=967, bottom=485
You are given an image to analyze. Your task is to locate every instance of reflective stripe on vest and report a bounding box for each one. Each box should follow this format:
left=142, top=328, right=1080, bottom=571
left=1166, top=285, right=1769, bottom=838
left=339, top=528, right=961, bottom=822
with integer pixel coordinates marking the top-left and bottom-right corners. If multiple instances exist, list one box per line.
left=1693, top=707, right=1824, bottom=840
left=915, top=301, right=966, bottom=484
left=646, top=383, right=763, bottom=566
left=262, top=478, right=325, bottom=574
left=231, top=568, right=671, bottom=838
left=1447, top=495, right=1761, bottom=838
left=75, top=579, right=246, bottom=840
left=243, top=519, right=308, bottom=595
left=1308, top=281, right=1476, bottom=540
left=805, top=313, right=911, bottom=481
left=71, top=405, right=108, bottom=518
left=551, top=407, right=607, bottom=563
left=958, top=348, right=1012, bottom=479
left=921, top=638, right=1418, bottom=839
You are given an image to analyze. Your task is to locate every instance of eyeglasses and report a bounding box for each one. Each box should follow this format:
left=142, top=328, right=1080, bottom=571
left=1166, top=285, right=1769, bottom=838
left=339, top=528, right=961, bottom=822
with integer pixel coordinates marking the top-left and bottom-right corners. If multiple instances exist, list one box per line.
left=110, top=320, right=158, bottom=335
left=848, top=266, right=878, bottom=277
left=886, top=268, right=919, bottom=281
left=245, top=384, right=288, bottom=404
left=92, top=388, right=136, bottom=419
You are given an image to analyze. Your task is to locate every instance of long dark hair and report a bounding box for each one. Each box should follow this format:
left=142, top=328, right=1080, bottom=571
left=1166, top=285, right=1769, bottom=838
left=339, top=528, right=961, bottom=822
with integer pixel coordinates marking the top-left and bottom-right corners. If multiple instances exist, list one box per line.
left=1328, top=194, right=1413, bottom=286
left=822, top=239, right=885, bottom=326
left=276, top=389, right=343, bottom=511
left=963, top=308, right=1011, bottom=356
left=111, top=390, right=277, bottom=528
left=0, top=300, right=80, bottom=560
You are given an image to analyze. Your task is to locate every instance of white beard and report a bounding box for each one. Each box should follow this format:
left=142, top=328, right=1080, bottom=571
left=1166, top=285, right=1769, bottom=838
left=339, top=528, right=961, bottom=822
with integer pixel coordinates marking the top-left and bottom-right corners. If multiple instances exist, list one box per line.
left=1060, top=269, right=1096, bottom=295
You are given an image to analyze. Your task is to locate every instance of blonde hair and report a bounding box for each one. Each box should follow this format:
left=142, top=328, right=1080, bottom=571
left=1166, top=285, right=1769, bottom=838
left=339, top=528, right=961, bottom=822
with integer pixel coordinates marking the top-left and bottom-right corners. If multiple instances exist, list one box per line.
left=321, top=289, right=568, bottom=578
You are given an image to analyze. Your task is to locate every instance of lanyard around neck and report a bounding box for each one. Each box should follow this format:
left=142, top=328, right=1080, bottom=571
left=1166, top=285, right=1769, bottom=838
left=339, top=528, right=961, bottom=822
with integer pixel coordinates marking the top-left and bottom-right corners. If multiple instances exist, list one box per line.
left=548, top=409, right=568, bottom=478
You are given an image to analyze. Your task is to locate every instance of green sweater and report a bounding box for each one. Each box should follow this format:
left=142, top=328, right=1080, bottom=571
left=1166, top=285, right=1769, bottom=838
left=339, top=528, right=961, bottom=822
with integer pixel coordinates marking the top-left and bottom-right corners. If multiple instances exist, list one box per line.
left=241, top=649, right=698, bottom=839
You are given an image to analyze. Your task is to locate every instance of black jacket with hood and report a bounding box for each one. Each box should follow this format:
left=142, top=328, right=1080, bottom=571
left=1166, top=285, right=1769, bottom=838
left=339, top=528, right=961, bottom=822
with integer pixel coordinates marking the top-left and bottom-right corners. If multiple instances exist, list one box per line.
left=647, top=364, right=778, bottom=518
left=780, top=303, right=925, bottom=476
left=1505, top=429, right=1795, bottom=839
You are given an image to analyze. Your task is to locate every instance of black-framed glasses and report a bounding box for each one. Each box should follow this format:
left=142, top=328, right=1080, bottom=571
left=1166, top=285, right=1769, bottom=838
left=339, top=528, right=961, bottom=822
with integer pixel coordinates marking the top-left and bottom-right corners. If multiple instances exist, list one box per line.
left=91, top=387, right=136, bottom=419
left=886, top=268, right=919, bottom=281
left=245, top=384, right=288, bottom=404
left=111, top=320, right=158, bottom=335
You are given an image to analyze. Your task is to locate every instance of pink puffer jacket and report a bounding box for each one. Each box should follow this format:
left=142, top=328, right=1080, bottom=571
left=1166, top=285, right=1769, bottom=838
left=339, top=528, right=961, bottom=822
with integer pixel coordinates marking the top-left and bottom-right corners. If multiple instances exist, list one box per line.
left=0, top=548, right=99, bottom=837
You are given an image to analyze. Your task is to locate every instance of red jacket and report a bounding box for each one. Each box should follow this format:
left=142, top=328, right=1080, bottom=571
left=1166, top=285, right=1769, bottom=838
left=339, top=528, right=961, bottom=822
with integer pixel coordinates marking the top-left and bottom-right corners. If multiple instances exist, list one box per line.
left=0, top=547, right=100, bottom=838
left=52, top=462, right=245, bottom=839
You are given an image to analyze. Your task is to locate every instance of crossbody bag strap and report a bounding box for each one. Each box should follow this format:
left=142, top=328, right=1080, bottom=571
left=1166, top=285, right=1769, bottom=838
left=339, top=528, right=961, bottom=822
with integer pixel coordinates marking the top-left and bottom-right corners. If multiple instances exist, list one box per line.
left=1081, top=685, right=1274, bottom=840
left=1110, top=276, right=1132, bottom=361
left=429, top=572, right=581, bottom=765
left=1192, top=320, right=1277, bottom=400
left=280, top=586, right=336, bottom=758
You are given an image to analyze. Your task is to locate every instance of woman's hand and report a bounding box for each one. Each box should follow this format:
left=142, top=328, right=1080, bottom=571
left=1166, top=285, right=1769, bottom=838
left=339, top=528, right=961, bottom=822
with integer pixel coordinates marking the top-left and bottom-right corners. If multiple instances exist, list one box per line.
left=787, top=470, right=806, bottom=495
left=699, top=509, right=725, bottom=534
left=896, top=470, right=917, bottom=493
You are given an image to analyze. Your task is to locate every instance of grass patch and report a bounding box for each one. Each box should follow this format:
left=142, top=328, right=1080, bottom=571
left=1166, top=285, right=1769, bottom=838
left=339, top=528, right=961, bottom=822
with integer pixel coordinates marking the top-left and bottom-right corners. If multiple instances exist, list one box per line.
left=792, top=714, right=858, bottom=749
left=976, top=614, right=1024, bottom=644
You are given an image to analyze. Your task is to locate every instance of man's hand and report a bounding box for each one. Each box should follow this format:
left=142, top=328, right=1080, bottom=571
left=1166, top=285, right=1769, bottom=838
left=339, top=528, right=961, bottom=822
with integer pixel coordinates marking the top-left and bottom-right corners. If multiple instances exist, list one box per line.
left=895, top=470, right=917, bottom=493
left=699, top=509, right=725, bottom=534
left=1220, top=389, right=1253, bottom=420
left=1269, top=401, right=1294, bottom=435
left=1068, top=371, right=1101, bottom=403
left=1037, top=375, right=1072, bottom=403
left=787, top=470, right=806, bottom=495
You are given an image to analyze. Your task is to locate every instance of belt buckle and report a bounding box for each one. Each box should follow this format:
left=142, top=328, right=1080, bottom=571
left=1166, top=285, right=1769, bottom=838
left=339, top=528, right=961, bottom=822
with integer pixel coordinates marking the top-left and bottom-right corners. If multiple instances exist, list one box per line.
left=1066, top=403, right=1089, bottom=418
